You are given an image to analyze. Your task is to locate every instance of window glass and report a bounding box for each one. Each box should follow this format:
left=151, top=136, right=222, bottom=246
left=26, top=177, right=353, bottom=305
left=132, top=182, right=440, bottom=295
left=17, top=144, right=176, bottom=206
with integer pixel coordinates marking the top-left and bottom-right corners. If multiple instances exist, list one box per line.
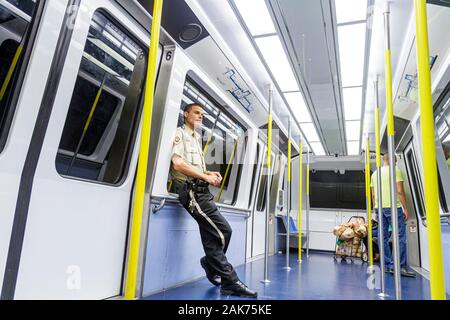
left=405, top=148, right=425, bottom=219
left=256, top=151, right=274, bottom=211
left=248, top=143, right=260, bottom=207
left=0, top=0, right=37, bottom=151
left=169, top=78, right=247, bottom=205
left=309, top=170, right=366, bottom=210
left=434, top=87, right=450, bottom=212
left=56, top=11, right=149, bottom=185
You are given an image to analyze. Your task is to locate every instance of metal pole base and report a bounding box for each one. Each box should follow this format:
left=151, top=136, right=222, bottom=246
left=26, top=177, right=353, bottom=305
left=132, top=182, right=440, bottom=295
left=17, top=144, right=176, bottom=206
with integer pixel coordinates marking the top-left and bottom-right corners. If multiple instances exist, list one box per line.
left=378, top=292, right=389, bottom=299
left=260, top=279, right=271, bottom=284
left=283, top=266, right=292, bottom=271
left=297, top=260, right=302, bottom=264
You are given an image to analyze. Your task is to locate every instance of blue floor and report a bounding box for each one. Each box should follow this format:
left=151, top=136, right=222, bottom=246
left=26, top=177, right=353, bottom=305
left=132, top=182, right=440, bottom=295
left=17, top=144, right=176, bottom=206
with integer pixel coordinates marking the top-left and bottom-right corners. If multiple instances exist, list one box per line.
left=144, top=251, right=446, bottom=300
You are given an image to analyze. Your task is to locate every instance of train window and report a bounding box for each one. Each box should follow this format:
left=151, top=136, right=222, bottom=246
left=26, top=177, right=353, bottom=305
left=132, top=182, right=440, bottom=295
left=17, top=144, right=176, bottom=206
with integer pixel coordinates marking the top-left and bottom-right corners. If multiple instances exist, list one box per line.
left=55, top=11, right=149, bottom=185
left=256, top=153, right=274, bottom=212
left=434, top=86, right=450, bottom=212
left=248, top=143, right=260, bottom=207
left=309, top=170, right=366, bottom=210
left=405, top=147, right=425, bottom=219
left=0, top=0, right=39, bottom=152
left=168, top=78, right=247, bottom=205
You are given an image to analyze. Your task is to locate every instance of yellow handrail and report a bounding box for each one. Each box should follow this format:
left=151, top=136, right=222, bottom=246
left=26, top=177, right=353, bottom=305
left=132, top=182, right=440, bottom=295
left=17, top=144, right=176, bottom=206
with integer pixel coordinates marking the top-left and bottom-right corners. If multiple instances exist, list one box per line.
left=66, top=78, right=105, bottom=175
left=216, top=139, right=238, bottom=201
left=414, top=0, right=446, bottom=300
left=0, top=46, right=22, bottom=102
left=298, top=140, right=303, bottom=262
left=125, top=0, right=163, bottom=300
left=366, top=137, right=373, bottom=267
left=375, top=108, right=381, bottom=168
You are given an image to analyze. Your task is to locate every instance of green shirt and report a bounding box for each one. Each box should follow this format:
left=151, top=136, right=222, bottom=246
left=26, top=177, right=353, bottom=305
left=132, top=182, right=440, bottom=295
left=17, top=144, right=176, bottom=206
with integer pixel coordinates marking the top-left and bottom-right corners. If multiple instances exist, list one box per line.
left=370, top=165, right=404, bottom=209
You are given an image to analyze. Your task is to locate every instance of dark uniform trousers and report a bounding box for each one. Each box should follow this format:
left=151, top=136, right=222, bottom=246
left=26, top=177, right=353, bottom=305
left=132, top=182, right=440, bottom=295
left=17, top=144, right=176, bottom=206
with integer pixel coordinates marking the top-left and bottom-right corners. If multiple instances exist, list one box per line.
left=173, top=179, right=239, bottom=285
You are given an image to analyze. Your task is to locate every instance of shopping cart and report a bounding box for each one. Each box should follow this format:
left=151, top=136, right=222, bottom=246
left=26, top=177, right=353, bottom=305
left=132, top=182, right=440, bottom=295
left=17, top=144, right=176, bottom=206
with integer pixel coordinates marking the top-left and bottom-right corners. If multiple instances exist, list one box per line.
left=333, top=216, right=368, bottom=263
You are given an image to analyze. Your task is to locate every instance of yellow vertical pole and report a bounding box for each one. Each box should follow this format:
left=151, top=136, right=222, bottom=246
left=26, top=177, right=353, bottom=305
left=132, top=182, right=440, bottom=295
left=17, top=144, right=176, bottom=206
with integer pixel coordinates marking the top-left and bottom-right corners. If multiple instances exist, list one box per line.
left=0, top=46, right=22, bottom=102
left=298, top=140, right=303, bottom=262
left=366, top=137, right=373, bottom=267
left=125, top=0, right=163, bottom=300
left=306, top=148, right=310, bottom=257
left=216, top=139, right=238, bottom=201
left=414, top=0, right=446, bottom=300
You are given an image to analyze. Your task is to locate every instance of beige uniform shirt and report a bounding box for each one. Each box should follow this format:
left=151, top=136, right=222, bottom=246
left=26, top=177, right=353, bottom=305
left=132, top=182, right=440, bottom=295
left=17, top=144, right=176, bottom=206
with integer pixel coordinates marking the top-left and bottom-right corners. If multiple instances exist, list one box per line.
left=170, top=125, right=207, bottom=182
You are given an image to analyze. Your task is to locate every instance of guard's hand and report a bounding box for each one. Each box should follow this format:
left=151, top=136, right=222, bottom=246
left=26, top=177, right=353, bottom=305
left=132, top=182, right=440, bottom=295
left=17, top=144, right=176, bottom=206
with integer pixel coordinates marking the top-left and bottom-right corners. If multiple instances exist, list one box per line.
left=205, top=174, right=220, bottom=187
left=211, top=171, right=222, bottom=183
left=404, top=210, right=409, bottom=222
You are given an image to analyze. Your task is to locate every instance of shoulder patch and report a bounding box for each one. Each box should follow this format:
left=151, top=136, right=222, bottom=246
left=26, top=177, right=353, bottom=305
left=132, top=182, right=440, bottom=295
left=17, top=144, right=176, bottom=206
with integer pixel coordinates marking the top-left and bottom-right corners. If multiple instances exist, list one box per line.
left=174, top=130, right=183, bottom=145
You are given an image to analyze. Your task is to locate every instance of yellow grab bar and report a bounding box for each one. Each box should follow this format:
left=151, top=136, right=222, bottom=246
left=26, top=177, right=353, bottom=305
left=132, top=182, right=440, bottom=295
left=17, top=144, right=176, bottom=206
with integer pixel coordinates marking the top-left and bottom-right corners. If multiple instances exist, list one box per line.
left=298, top=140, right=303, bottom=262
left=366, top=137, right=373, bottom=267
left=125, top=0, right=164, bottom=300
left=414, top=0, right=446, bottom=300
left=216, top=139, right=238, bottom=201
left=0, top=46, right=22, bottom=102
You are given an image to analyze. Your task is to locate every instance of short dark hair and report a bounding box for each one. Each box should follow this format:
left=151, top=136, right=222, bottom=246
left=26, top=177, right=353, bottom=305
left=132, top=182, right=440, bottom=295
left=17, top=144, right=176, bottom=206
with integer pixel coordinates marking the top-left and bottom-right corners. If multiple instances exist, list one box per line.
left=184, top=103, right=203, bottom=113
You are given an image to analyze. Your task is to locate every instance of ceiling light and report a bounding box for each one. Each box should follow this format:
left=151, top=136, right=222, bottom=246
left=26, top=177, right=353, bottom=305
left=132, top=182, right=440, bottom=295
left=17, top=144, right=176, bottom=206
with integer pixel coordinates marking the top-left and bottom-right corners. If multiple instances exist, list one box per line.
left=255, top=36, right=299, bottom=92
left=347, top=141, right=360, bottom=155
left=343, top=87, right=362, bottom=121
left=233, top=0, right=276, bottom=36
left=345, top=121, right=360, bottom=140
left=334, top=0, right=368, bottom=24
left=284, top=92, right=312, bottom=123
left=310, top=142, right=326, bottom=156
left=337, top=23, right=366, bottom=87
left=300, top=123, right=320, bottom=142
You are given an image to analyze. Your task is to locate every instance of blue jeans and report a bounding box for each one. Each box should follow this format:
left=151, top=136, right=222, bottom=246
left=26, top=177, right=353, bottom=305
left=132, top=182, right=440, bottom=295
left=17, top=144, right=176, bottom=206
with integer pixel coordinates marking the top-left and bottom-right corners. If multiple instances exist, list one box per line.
left=377, top=208, right=407, bottom=268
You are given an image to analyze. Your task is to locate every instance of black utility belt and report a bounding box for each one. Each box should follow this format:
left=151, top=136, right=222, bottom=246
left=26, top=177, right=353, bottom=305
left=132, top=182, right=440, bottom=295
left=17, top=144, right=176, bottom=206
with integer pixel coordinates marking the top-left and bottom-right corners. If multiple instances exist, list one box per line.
left=185, top=178, right=209, bottom=193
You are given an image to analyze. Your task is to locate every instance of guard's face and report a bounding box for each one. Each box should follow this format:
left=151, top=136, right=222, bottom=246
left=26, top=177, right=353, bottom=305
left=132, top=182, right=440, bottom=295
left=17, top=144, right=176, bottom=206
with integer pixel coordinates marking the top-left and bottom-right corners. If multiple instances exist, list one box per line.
left=184, top=106, right=204, bottom=129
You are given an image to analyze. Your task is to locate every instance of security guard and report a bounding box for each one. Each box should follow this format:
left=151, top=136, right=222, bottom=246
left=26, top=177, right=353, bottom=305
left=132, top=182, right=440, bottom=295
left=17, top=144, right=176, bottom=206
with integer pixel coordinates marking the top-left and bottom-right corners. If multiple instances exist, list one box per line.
left=170, top=102, right=257, bottom=298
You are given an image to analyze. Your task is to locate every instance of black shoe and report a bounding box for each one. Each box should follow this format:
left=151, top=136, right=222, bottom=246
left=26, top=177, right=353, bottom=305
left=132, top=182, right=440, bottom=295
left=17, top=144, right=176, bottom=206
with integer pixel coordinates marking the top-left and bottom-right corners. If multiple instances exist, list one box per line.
left=200, top=257, right=221, bottom=286
left=385, top=267, right=394, bottom=274
left=401, top=267, right=416, bottom=277
left=220, top=281, right=258, bottom=298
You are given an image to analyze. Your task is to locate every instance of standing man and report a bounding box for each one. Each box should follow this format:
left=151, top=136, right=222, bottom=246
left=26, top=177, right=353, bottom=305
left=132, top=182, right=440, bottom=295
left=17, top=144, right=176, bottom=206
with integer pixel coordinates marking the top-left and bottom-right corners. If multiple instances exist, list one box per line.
left=370, top=153, right=416, bottom=277
left=170, top=102, right=257, bottom=298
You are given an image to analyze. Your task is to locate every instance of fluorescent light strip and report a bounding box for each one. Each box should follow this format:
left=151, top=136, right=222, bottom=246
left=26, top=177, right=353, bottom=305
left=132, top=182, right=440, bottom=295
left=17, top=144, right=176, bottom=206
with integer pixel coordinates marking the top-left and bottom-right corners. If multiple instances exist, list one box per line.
left=255, top=35, right=299, bottom=92
left=284, top=91, right=312, bottom=123
left=233, top=0, right=276, bottom=36
left=347, top=141, right=360, bottom=155
left=310, top=142, right=325, bottom=156
left=337, top=23, right=366, bottom=87
left=345, top=121, right=360, bottom=140
left=334, top=0, right=368, bottom=24
left=88, top=38, right=134, bottom=71
left=82, top=52, right=129, bottom=86
left=343, top=86, right=362, bottom=121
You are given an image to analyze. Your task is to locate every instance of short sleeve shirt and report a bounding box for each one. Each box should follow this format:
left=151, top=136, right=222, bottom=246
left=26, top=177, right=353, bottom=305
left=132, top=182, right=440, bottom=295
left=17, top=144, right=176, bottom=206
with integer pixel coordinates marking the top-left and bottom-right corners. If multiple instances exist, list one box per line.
left=370, top=165, right=404, bottom=208
left=170, top=125, right=206, bottom=182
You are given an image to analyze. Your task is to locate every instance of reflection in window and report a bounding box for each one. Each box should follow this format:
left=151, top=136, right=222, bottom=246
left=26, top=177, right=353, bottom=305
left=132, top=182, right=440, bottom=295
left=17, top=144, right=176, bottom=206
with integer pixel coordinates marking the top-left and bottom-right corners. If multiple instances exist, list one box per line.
left=56, top=11, right=148, bottom=185
left=434, top=88, right=450, bottom=212
left=0, top=0, right=37, bottom=151
left=169, top=78, right=247, bottom=205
